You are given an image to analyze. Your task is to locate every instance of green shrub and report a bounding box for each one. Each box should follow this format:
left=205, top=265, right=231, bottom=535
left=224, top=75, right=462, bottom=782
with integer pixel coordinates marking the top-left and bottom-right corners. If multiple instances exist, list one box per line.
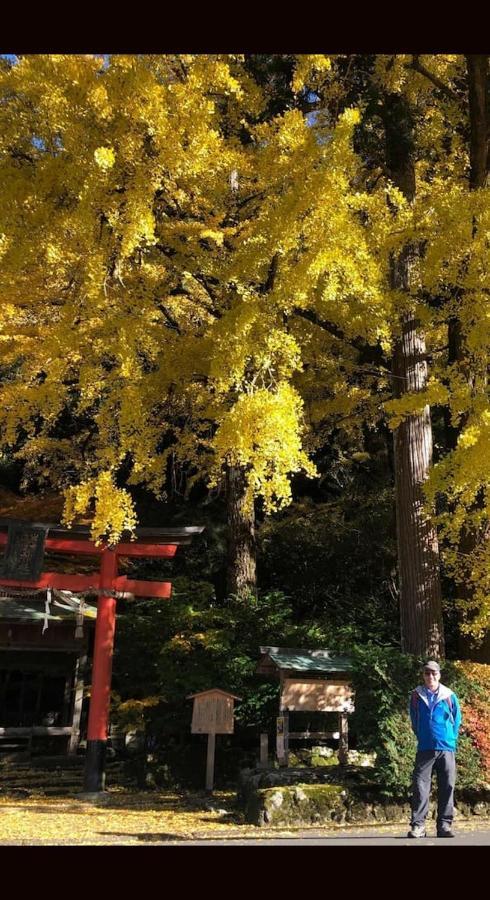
left=454, top=733, right=486, bottom=790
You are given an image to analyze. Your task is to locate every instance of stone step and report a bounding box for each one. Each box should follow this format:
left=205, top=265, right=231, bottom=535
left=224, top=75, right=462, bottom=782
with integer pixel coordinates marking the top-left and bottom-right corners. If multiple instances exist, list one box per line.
left=0, top=785, right=125, bottom=797
left=0, top=771, right=127, bottom=782
left=0, top=756, right=125, bottom=767
left=0, top=768, right=126, bottom=776
left=0, top=769, right=127, bottom=781
left=0, top=759, right=133, bottom=792
left=0, top=763, right=127, bottom=776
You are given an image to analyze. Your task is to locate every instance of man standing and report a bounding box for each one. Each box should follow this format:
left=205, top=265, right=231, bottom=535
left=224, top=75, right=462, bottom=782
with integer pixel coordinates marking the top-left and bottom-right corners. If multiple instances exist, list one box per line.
left=408, top=660, right=462, bottom=839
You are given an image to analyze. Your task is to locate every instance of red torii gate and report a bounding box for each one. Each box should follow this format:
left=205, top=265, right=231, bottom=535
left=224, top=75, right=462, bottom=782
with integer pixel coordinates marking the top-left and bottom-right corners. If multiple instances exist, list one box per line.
left=0, top=519, right=204, bottom=792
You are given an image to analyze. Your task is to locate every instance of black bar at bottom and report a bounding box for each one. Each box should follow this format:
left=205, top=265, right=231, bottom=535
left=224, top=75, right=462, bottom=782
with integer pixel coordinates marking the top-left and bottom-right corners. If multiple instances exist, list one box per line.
left=84, top=739, right=107, bottom=792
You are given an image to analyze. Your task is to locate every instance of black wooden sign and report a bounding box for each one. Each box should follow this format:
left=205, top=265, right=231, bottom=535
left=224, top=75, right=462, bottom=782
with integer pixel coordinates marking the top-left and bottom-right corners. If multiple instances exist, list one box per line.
left=1, top=520, right=49, bottom=580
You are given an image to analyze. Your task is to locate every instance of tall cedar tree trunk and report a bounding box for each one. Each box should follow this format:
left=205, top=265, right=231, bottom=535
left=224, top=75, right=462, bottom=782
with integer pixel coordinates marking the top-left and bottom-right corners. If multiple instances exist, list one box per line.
left=384, top=93, right=445, bottom=657
left=453, top=56, right=490, bottom=659
left=446, top=57, right=488, bottom=448
left=225, top=464, right=257, bottom=598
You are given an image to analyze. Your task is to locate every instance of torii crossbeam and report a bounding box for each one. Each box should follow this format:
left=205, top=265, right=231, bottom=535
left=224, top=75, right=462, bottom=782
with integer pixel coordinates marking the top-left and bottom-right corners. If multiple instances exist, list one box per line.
left=0, top=520, right=204, bottom=792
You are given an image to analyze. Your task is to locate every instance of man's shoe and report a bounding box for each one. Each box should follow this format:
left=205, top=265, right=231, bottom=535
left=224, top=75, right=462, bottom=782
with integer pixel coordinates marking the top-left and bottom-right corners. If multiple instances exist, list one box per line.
left=437, top=827, right=455, bottom=838
left=407, top=824, right=426, bottom=838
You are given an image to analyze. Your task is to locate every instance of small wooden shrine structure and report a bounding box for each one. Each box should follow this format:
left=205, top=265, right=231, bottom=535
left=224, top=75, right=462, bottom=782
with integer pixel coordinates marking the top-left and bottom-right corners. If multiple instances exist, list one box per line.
left=188, top=688, right=241, bottom=791
left=257, top=647, right=354, bottom=765
left=0, top=517, right=204, bottom=791
left=0, top=592, right=96, bottom=756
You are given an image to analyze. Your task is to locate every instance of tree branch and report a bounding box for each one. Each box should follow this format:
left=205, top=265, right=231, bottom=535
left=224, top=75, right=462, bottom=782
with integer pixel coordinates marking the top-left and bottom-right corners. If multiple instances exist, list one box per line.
left=155, top=242, right=177, bottom=258
left=407, top=55, right=460, bottom=102
left=168, top=287, right=222, bottom=320
left=236, top=190, right=266, bottom=211
left=292, top=306, right=390, bottom=370
left=262, top=253, right=280, bottom=294
left=8, top=146, right=35, bottom=165
left=157, top=303, right=182, bottom=334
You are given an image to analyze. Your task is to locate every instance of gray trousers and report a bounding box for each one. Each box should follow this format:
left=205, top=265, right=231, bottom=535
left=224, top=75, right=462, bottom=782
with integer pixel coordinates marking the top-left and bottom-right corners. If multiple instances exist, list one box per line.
left=410, top=750, right=456, bottom=827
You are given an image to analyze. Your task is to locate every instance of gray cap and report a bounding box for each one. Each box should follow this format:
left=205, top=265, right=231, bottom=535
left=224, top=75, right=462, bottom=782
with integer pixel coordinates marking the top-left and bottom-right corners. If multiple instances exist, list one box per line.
left=423, top=660, right=441, bottom=674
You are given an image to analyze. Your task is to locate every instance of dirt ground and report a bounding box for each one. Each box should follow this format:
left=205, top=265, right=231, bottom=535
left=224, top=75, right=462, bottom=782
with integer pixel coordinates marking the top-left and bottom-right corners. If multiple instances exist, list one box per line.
left=1, top=788, right=489, bottom=845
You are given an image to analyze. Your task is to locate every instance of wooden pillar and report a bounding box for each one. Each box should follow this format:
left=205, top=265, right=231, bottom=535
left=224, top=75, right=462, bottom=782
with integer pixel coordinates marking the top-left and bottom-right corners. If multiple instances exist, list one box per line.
left=283, top=711, right=290, bottom=766
left=259, top=733, right=269, bottom=769
left=277, top=672, right=285, bottom=765
left=18, top=671, right=26, bottom=725
left=278, top=672, right=290, bottom=766
left=34, top=674, right=43, bottom=725
left=0, top=671, right=9, bottom=721
left=205, top=732, right=216, bottom=792
left=84, top=548, right=118, bottom=791
left=68, top=654, right=86, bottom=756
left=62, top=671, right=72, bottom=727
left=276, top=717, right=285, bottom=764
left=338, top=712, right=349, bottom=765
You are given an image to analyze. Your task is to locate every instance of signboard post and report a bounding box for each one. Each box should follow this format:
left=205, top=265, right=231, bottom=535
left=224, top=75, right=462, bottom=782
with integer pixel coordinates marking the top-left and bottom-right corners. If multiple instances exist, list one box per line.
left=205, top=733, right=216, bottom=792
left=339, top=712, right=349, bottom=765
left=188, top=689, right=241, bottom=792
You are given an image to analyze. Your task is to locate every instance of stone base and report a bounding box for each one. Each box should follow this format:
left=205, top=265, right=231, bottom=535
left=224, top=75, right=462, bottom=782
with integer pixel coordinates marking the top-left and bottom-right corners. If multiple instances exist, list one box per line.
left=238, top=767, right=490, bottom=828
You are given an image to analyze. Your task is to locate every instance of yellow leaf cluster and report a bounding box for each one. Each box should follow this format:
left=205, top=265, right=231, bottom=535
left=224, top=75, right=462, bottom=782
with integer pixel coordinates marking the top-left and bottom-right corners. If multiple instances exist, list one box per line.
left=210, top=384, right=317, bottom=513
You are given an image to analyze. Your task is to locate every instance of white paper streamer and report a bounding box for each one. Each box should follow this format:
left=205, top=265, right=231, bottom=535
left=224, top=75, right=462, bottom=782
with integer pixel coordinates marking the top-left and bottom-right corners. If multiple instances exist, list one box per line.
left=42, top=587, right=52, bottom=634
left=75, top=598, right=85, bottom=639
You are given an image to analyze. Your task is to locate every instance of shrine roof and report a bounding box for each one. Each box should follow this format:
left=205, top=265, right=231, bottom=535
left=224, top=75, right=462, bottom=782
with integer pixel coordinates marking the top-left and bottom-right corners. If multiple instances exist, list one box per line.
left=0, top=593, right=97, bottom=624
left=0, top=518, right=205, bottom=545
left=257, top=646, right=353, bottom=676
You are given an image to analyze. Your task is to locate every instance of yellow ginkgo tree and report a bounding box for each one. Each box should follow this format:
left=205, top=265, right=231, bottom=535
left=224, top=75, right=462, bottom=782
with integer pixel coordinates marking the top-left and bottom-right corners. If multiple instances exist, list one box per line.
left=1, top=53, right=489, bottom=660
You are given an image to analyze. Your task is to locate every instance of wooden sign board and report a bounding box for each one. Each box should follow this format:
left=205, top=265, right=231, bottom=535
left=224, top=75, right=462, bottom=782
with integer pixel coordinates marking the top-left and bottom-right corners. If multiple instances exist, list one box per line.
left=191, top=692, right=235, bottom=734
left=281, top=678, right=354, bottom=712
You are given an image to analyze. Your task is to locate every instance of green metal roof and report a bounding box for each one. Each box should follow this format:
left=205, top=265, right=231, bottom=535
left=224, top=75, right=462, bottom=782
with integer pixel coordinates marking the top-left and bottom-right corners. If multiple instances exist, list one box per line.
left=259, top=646, right=353, bottom=674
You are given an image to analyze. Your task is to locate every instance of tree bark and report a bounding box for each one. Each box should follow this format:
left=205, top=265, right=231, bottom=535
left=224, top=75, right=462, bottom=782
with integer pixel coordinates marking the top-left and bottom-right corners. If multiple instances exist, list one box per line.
left=466, top=55, right=489, bottom=190
left=445, top=60, right=488, bottom=447
left=392, top=306, right=445, bottom=656
left=225, top=464, right=257, bottom=598
left=447, top=57, right=488, bottom=439
left=384, top=93, right=445, bottom=657
left=453, top=57, right=489, bottom=658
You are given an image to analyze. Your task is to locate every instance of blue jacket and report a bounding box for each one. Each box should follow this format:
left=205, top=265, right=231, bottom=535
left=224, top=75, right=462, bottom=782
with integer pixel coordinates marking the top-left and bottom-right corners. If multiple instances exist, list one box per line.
left=409, top=684, right=462, bottom=752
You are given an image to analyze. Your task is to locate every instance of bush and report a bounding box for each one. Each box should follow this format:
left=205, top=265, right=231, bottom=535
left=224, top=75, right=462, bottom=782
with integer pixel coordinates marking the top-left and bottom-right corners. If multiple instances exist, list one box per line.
left=125, top=738, right=257, bottom=790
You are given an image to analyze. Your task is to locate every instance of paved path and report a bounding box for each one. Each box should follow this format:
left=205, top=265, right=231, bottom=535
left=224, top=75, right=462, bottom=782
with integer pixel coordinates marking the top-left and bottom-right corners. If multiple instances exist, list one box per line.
left=2, top=818, right=489, bottom=846
left=165, top=821, right=490, bottom=846
left=166, top=831, right=490, bottom=845
left=3, top=833, right=490, bottom=845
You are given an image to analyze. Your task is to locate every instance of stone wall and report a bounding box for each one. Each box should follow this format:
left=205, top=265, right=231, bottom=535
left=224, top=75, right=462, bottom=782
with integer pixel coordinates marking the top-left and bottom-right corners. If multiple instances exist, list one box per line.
left=238, top=767, right=490, bottom=827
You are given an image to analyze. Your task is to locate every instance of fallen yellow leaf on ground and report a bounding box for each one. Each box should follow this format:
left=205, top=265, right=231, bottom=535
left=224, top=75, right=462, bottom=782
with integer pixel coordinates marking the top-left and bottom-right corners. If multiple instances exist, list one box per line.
left=0, top=789, right=489, bottom=844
